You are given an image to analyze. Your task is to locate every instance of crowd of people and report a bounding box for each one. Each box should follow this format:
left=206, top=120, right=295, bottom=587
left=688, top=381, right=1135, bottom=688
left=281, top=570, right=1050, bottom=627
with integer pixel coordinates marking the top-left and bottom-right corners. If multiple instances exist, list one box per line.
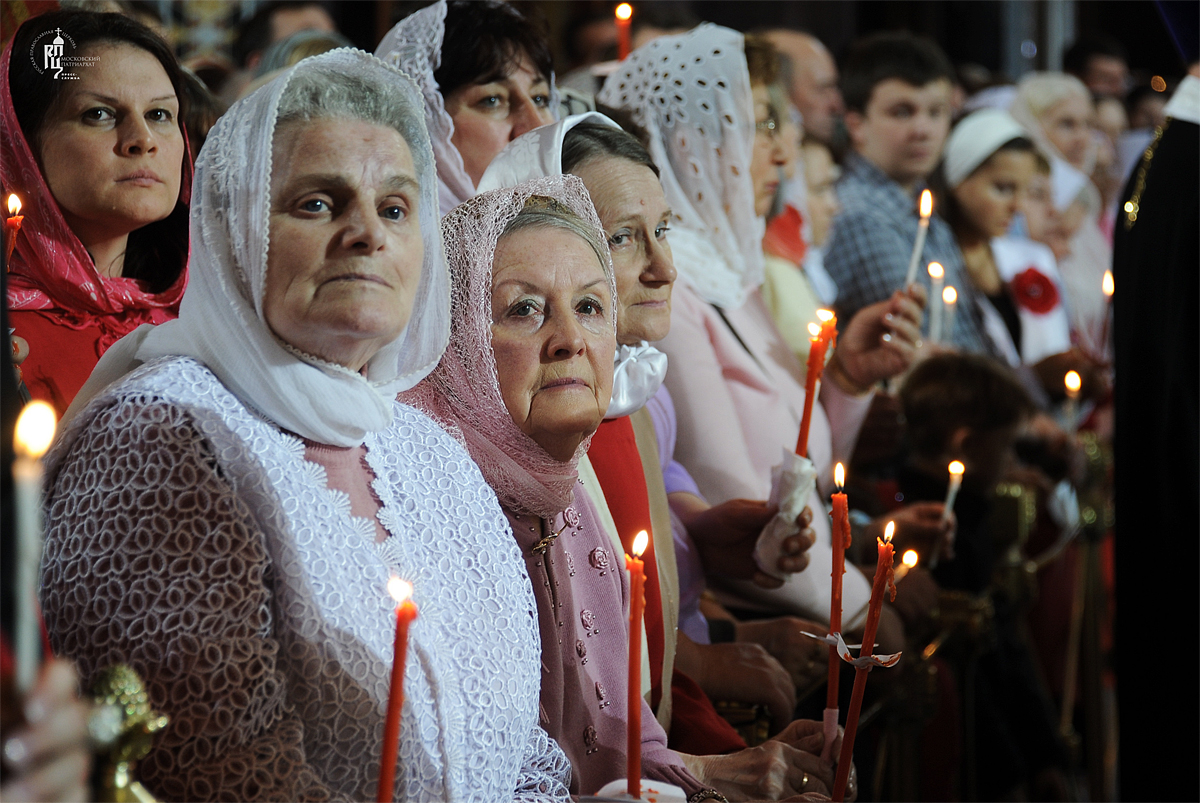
left=1, top=1, right=1196, bottom=801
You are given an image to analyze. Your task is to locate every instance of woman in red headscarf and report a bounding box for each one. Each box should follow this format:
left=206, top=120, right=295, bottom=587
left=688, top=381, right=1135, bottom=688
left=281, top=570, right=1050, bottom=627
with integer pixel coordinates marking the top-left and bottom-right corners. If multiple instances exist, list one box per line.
left=4, top=9, right=190, bottom=412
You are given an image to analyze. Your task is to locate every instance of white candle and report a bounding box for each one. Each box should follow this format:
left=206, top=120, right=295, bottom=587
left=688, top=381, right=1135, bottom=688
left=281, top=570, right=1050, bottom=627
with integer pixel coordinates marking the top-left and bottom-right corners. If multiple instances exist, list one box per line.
left=927, top=262, right=945, bottom=342
left=1064, top=370, right=1082, bottom=435
left=13, top=401, right=56, bottom=692
left=903, top=189, right=934, bottom=288
left=942, top=285, right=957, bottom=343
left=894, top=549, right=919, bottom=582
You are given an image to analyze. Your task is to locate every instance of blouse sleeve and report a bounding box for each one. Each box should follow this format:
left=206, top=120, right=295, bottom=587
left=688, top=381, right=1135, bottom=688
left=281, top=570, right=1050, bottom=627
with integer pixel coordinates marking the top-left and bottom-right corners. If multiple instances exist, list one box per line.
left=40, top=398, right=345, bottom=802
left=512, top=725, right=572, bottom=801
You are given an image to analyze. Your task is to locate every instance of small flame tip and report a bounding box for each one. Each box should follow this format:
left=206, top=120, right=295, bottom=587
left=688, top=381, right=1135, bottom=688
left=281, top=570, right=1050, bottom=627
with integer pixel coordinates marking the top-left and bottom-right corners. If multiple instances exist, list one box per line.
left=632, top=529, right=649, bottom=557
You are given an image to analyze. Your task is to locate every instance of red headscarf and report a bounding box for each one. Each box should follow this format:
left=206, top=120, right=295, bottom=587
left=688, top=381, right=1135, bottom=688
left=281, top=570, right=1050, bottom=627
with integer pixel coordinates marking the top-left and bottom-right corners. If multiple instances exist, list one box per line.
left=1, top=36, right=191, bottom=350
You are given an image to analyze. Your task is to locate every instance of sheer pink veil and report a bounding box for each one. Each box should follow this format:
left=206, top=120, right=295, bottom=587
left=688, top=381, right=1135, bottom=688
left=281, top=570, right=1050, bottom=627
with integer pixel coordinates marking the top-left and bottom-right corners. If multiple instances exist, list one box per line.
left=401, top=175, right=617, bottom=519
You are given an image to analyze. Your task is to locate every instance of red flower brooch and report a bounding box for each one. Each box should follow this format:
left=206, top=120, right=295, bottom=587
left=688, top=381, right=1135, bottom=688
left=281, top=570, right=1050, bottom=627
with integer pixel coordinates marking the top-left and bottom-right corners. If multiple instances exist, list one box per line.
left=1009, top=267, right=1059, bottom=314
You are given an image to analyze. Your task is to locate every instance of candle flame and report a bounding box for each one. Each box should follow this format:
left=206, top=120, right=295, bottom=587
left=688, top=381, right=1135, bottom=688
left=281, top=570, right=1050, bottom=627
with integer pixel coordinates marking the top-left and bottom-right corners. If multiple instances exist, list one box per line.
left=7, top=194, right=20, bottom=216
left=834, top=462, right=845, bottom=489
left=902, top=549, right=919, bottom=569
left=1102, top=270, right=1114, bottom=297
left=807, top=322, right=821, bottom=336
left=919, top=189, right=932, bottom=218
left=816, top=309, right=834, bottom=322
left=632, top=530, right=649, bottom=557
left=948, top=460, right=965, bottom=477
left=387, top=576, right=413, bottom=604
left=1064, top=370, right=1082, bottom=394
left=942, top=285, right=957, bottom=304
left=615, top=2, right=632, bottom=21
left=927, top=261, right=944, bottom=279
left=883, top=521, right=895, bottom=543
left=14, top=401, right=55, bottom=459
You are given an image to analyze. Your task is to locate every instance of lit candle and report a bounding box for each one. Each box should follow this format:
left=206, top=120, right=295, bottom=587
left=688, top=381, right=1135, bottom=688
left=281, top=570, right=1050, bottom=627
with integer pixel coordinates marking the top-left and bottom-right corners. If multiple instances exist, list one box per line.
left=626, top=530, right=649, bottom=798
left=379, top=577, right=418, bottom=803
left=903, top=189, right=933, bottom=288
left=5, top=193, right=24, bottom=265
left=927, top=262, right=945, bottom=343
left=939, top=460, right=964, bottom=527
left=615, top=3, right=633, bottom=60
left=894, top=549, right=919, bottom=582
left=824, top=463, right=850, bottom=760
left=796, top=310, right=836, bottom=456
left=13, top=400, right=55, bottom=693
left=832, top=522, right=896, bottom=802
left=942, top=285, right=957, bottom=343
left=1063, top=370, right=1082, bottom=435
left=1098, top=270, right=1114, bottom=360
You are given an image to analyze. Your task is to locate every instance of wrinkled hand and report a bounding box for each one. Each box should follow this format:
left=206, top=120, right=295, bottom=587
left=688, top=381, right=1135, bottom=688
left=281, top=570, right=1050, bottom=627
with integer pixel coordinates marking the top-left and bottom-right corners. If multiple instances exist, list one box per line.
left=833, top=286, right=926, bottom=390
left=865, top=502, right=955, bottom=563
left=736, top=618, right=829, bottom=689
left=689, top=739, right=832, bottom=801
left=1033, top=347, right=1110, bottom=401
left=1, top=660, right=91, bottom=803
left=676, top=637, right=796, bottom=735
left=680, top=498, right=816, bottom=587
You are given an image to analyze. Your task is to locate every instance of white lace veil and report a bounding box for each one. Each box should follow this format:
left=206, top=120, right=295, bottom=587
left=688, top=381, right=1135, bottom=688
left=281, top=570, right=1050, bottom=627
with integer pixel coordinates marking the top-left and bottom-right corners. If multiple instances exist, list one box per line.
left=402, top=176, right=618, bottom=519
left=597, top=23, right=764, bottom=310
left=376, top=0, right=561, bottom=215
left=66, top=49, right=450, bottom=448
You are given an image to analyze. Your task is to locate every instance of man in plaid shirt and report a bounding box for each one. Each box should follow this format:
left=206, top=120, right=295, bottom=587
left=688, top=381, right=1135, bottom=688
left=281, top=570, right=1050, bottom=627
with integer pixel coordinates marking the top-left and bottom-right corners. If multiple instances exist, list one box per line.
left=824, top=33, right=995, bottom=355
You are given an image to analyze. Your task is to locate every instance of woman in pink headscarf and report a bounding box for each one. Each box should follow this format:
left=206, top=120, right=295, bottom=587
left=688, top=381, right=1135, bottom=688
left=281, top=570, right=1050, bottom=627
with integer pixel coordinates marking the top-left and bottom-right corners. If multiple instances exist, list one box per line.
left=3, top=10, right=190, bottom=412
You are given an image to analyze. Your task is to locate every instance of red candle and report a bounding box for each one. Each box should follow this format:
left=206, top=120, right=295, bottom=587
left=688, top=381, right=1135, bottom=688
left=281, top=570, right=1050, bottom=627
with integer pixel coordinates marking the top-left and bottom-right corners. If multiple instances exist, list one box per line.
left=5, top=193, right=24, bottom=264
left=823, top=463, right=851, bottom=759
left=379, top=577, right=418, bottom=803
left=615, top=3, right=632, bottom=60
left=832, top=522, right=895, bottom=801
left=796, top=310, right=836, bottom=456
left=626, top=529, right=649, bottom=798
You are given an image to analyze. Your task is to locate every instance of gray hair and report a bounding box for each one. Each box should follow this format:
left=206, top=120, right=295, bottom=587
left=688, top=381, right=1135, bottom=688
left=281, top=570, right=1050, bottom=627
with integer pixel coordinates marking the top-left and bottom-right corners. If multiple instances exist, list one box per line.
left=499, top=196, right=610, bottom=277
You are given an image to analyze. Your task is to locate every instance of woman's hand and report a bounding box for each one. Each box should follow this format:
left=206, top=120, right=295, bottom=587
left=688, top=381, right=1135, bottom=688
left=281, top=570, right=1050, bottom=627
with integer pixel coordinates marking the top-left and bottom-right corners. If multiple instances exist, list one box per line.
left=1, top=660, right=91, bottom=803
left=675, top=634, right=796, bottom=735
left=735, top=618, right=829, bottom=689
left=864, top=502, right=955, bottom=563
left=673, top=495, right=816, bottom=586
left=830, top=286, right=926, bottom=392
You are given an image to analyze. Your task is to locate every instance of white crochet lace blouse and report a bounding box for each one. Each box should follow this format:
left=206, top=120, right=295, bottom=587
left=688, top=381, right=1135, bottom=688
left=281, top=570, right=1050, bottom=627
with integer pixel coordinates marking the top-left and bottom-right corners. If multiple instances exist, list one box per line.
left=41, top=356, right=571, bottom=802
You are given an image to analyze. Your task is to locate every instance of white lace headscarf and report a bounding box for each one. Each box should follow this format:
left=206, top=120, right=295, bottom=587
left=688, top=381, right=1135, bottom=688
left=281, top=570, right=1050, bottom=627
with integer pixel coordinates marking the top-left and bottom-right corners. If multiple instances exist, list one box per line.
left=66, top=49, right=449, bottom=447
left=402, top=176, right=618, bottom=519
left=376, top=0, right=560, bottom=215
left=598, top=23, right=764, bottom=310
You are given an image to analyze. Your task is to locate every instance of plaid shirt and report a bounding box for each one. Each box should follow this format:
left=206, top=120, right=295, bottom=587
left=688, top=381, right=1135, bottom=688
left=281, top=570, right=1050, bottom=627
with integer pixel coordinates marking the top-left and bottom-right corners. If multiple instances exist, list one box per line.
left=824, top=153, right=995, bottom=355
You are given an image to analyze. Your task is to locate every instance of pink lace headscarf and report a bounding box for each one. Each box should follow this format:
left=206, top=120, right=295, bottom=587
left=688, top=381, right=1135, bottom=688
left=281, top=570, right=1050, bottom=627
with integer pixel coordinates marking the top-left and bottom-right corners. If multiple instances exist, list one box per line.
left=402, top=175, right=617, bottom=519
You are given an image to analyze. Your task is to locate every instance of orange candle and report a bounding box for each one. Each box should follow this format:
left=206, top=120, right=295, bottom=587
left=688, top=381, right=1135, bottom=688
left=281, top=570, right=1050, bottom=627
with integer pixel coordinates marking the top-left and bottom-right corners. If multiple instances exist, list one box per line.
left=823, top=463, right=851, bottom=759
left=626, top=529, right=648, bottom=798
left=615, top=3, right=632, bottom=60
left=796, top=310, right=836, bottom=456
left=5, top=194, right=24, bottom=264
left=379, top=577, right=418, bottom=803
left=832, top=523, right=896, bottom=801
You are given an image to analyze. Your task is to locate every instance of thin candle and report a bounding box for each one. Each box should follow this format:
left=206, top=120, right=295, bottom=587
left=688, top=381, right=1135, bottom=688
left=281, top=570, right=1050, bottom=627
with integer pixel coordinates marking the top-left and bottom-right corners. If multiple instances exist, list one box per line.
left=5, top=193, right=24, bottom=264
left=626, top=529, right=649, bottom=798
left=615, top=3, right=633, bottom=60
left=939, top=460, right=964, bottom=527
left=894, top=549, right=919, bottom=582
left=1063, top=370, right=1082, bottom=435
left=903, top=189, right=933, bottom=287
left=824, top=463, right=851, bottom=759
left=832, top=523, right=896, bottom=801
left=942, top=285, right=957, bottom=342
left=13, top=400, right=55, bottom=693
left=927, top=262, right=945, bottom=343
left=1098, top=270, right=1114, bottom=359
left=379, top=577, right=418, bottom=803
left=796, top=310, right=836, bottom=456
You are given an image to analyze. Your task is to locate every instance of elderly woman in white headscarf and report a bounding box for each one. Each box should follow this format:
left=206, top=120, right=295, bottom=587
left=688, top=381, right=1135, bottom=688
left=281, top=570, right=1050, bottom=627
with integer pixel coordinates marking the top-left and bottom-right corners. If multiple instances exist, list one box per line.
left=41, top=50, right=570, bottom=802
left=597, top=26, right=933, bottom=639
left=376, top=0, right=557, bottom=214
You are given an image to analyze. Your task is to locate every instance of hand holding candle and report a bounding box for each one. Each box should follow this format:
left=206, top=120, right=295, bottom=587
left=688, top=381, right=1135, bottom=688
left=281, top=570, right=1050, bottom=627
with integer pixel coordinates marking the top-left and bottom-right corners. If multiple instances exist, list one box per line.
left=626, top=529, right=649, bottom=799
left=13, top=401, right=56, bottom=693
left=615, top=3, right=633, bottom=60
left=903, top=189, right=933, bottom=288
left=6, top=193, right=24, bottom=264
left=927, top=263, right=945, bottom=343
left=379, top=577, right=418, bottom=803
left=796, top=309, right=836, bottom=457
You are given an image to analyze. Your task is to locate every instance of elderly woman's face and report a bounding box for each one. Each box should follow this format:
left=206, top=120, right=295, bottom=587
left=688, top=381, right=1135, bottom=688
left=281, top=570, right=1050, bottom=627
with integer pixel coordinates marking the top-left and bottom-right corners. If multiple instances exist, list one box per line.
left=444, top=53, right=554, bottom=188
left=38, top=43, right=184, bottom=248
left=491, top=226, right=616, bottom=461
left=1041, top=94, right=1094, bottom=170
left=749, top=83, right=789, bottom=218
left=571, top=157, right=676, bottom=345
left=264, top=118, right=425, bottom=372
